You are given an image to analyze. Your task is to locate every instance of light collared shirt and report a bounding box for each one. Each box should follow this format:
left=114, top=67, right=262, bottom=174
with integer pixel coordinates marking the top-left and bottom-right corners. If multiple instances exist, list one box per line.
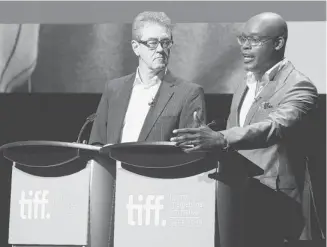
left=239, top=58, right=288, bottom=127
left=120, top=68, right=163, bottom=143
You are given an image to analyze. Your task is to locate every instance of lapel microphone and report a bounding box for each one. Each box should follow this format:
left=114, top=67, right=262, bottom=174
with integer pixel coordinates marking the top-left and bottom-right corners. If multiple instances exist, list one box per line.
left=148, top=98, right=155, bottom=107
left=253, top=96, right=262, bottom=103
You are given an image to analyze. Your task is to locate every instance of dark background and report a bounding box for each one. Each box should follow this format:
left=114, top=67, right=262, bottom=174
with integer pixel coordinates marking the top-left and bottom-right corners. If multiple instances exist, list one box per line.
left=27, top=23, right=246, bottom=94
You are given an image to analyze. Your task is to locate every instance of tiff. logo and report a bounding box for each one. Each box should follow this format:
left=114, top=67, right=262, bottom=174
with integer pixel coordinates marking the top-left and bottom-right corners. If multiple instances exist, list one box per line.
left=126, top=195, right=166, bottom=226
left=19, top=190, right=50, bottom=220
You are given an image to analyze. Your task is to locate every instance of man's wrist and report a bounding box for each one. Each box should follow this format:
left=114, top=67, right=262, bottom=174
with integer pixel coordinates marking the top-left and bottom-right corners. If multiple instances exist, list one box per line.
left=218, top=132, right=230, bottom=151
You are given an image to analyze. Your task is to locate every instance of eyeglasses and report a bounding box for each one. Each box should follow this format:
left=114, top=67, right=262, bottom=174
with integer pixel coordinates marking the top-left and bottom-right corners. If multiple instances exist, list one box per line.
left=138, top=39, right=173, bottom=50
left=237, top=35, right=276, bottom=47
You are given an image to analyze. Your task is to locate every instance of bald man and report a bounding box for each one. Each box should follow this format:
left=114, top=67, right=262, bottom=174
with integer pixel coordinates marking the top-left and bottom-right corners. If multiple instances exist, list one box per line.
left=171, top=12, right=318, bottom=246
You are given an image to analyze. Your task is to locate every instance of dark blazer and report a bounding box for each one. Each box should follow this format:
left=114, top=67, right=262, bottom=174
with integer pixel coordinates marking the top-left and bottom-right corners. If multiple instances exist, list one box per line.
left=221, top=61, right=318, bottom=240
left=89, top=70, right=206, bottom=145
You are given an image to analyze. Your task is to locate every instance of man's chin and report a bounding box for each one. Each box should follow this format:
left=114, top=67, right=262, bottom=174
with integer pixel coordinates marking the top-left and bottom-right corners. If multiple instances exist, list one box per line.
left=153, top=64, right=167, bottom=70
left=244, top=63, right=256, bottom=72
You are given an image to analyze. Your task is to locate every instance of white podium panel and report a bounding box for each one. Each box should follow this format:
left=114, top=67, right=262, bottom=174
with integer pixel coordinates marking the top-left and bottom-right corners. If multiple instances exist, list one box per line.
left=114, top=162, right=216, bottom=247
left=8, top=164, right=91, bottom=245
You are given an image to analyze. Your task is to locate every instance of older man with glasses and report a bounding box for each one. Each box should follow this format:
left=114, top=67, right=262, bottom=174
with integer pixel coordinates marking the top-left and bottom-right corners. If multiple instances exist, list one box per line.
left=171, top=12, right=318, bottom=247
left=90, top=11, right=205, bottom=146
left=89, top=11, right=206, bottom=246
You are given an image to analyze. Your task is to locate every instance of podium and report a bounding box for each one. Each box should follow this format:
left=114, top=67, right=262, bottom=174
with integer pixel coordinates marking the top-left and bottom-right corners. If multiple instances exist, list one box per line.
left=100, top=142, right=263, bottom=247
left=101, top=142, right=217, bottom=247
left=0, top=141, right=116, bottom=247
left=1, top=140, right=263, bottom=247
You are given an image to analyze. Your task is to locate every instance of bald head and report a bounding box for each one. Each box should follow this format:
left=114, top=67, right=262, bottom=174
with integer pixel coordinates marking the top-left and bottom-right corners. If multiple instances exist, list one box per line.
left=245, top=12, right=288, bottom=41
left=240, top=12, right=288, bottom=76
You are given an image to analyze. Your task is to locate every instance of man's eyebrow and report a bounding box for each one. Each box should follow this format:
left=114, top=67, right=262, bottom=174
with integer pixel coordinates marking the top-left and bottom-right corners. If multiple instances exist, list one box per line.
left=145, top=37, right=171, bottom=41
left=141, top=38, right=156, bottom=41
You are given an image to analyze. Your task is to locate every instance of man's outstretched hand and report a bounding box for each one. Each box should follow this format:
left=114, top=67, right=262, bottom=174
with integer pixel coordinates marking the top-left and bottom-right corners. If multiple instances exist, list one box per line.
left=171, top=111, right=226, bottom=153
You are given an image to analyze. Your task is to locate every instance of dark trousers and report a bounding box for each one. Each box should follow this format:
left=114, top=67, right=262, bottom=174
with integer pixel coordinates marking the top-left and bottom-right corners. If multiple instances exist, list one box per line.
left=244, top=178, right=304, bottom=247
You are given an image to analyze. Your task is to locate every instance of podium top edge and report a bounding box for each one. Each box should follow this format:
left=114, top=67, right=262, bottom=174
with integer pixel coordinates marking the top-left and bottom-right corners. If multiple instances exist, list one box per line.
left=102, top=141, right=177, bottom=149
left=0, top=140, right=101, bottom=152
left=100, top=141, right=179, bottom=153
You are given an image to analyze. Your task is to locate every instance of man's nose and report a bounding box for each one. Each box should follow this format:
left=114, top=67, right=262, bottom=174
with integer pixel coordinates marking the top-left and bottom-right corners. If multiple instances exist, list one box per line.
left=156, top=42, right=164, bottom=52
left=241, top=39, right=251, bottom=50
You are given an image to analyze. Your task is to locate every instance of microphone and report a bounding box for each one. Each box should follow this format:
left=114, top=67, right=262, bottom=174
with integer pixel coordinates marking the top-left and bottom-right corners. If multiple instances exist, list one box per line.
left=76, top=113, right=97, bottom=143
left=254, top=96, right=262, bottom=103
left=148, top=98, right=155, bottom=107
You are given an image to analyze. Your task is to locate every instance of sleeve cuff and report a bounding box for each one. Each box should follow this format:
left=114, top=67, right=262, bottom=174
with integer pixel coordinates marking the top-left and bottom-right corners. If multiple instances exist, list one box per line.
left=219, top=131, right=231, bottom=151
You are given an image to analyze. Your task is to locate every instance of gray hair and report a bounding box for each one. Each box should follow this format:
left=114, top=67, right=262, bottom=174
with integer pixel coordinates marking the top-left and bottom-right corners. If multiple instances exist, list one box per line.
left=132, top=11, right=173, bottom=41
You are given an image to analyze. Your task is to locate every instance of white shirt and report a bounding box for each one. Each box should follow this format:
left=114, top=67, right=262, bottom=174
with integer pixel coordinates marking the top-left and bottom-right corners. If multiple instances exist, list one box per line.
left=239, top=58, right=288, bottom=127
left=120, top=68, right=162, bottom=143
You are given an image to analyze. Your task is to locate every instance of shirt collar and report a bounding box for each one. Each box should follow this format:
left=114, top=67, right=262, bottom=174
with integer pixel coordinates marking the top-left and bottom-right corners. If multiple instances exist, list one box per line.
left=246, top=57, right=288, bottom=86
left=134, top=67, right=166, bottom=88
left=264, top=57, right=288, bottom=81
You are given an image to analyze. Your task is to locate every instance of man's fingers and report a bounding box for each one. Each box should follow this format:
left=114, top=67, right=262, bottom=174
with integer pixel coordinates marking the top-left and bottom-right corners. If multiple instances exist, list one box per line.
left=170, top=133, right=197, bottom=142
left=182, top=144, right=205, bottom=153
left=172, top=128, right=199, bottom=134
left=177, top=140, right=199, bottom=147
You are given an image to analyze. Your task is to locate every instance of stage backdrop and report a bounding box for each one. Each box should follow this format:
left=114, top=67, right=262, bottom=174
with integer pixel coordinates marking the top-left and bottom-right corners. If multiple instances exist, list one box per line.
left=1, top=21, right=325, bottom=94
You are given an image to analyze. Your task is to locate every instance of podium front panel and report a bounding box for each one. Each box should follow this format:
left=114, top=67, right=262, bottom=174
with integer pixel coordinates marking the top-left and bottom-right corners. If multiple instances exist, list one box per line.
left=8, top=164, right=90, bottom=245
left=114, top=162, right=216, bottom=247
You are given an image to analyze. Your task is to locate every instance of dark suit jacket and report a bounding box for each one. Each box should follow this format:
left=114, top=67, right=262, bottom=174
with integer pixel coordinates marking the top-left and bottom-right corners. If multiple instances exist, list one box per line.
left=221, top=61, right=318, bottom=240
left=89, top=70, right=206, bottom=145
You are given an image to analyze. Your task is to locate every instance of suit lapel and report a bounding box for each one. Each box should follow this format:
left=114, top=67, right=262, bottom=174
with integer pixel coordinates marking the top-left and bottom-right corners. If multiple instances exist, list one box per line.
left=108, top=73, right=135, bottom=143
left=272, top=61, right=294, bottom=93
left=243, top=61, right=294, bottom=125
left=137, top=72, right=175, bottom=141
left=235, top=81, right=248, bottom=127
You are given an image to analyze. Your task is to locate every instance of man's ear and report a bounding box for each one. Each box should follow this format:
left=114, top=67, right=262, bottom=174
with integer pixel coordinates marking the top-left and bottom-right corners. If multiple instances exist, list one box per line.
left=274, top=36, right=285, bottom=51
left=131, top=40, right=140, bottom=56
